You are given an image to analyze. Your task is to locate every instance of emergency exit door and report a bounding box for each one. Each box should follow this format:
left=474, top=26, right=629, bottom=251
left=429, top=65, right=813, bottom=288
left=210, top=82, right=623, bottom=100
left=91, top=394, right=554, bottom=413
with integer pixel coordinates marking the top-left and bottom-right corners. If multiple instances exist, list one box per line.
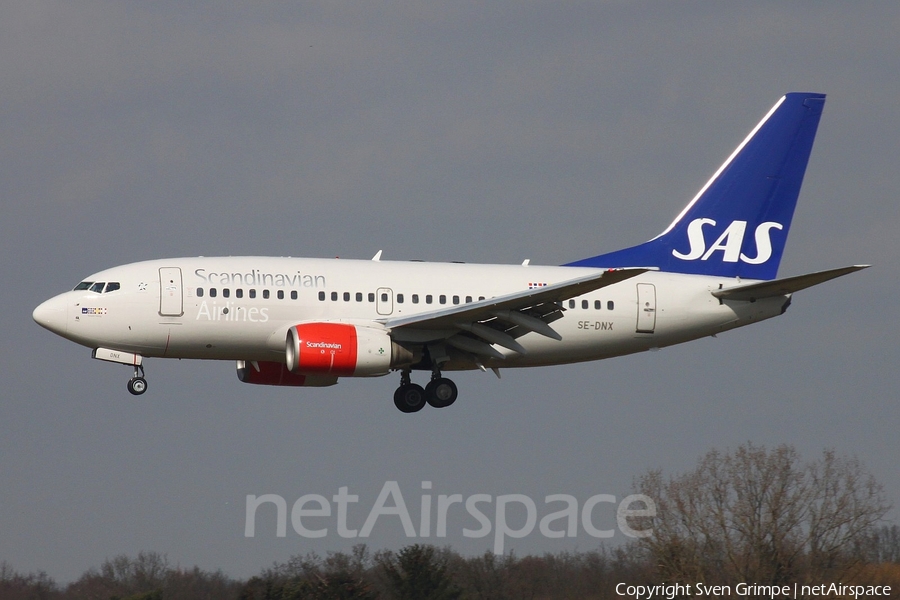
left=376, top=287, right=393, bottom=316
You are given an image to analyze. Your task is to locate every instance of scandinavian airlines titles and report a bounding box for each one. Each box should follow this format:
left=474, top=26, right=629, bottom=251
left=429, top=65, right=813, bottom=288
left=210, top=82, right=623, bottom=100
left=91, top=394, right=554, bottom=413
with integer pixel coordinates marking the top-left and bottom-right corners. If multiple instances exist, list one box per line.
left=194, top=268, right=326, bottom=288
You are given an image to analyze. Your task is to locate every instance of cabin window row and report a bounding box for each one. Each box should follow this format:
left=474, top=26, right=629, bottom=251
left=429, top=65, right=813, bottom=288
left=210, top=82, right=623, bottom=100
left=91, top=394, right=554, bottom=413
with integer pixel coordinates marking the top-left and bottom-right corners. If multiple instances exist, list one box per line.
left=196, top=287, right=298, bottom=300
left=568, top=299, right=615, bottom=311
left=194, top=287, right=614, bottom=311
left=316, top=292, right=488, bottom=305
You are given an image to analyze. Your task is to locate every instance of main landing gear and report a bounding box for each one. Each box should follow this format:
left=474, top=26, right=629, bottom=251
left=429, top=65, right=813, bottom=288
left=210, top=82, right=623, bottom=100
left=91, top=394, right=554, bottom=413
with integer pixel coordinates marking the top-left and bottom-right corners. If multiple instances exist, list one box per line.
left=127, top=364, right=148, bottom=396
left=393, top=368, right=458, bottom=413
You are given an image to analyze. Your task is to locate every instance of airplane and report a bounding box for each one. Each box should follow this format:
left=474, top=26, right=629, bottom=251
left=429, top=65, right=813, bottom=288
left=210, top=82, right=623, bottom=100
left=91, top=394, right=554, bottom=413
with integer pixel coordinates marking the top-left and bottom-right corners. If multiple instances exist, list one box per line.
left=33, top=92, right=868, bottom=413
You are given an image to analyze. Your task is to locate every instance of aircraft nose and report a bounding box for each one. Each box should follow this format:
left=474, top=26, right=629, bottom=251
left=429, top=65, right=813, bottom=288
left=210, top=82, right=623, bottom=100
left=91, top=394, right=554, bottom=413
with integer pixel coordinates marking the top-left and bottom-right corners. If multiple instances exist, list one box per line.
left=33, top=295, right=68, bottom=336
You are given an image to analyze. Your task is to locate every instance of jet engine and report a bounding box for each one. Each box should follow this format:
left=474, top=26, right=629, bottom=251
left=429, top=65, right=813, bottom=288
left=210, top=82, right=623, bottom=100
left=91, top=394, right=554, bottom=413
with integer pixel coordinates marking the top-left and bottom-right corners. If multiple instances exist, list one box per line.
left=285, top=323, right=415, bottom=377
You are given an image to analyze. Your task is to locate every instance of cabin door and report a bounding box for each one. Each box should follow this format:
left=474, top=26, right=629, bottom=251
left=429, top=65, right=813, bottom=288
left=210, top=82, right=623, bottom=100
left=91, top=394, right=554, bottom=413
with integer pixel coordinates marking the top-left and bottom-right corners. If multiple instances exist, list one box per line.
left=159, top=267, right=184, bottom=317
left=636, top=283, right=656, bottom=333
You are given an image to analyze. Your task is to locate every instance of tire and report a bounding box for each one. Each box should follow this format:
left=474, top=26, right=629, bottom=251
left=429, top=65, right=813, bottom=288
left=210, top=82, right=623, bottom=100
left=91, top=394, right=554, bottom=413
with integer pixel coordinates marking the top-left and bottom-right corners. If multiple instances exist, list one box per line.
left=394, top=384, right=426, bottom=413
left=127, top=377, right=148, bottom=396
left=425, top=378, right=458, bottom=408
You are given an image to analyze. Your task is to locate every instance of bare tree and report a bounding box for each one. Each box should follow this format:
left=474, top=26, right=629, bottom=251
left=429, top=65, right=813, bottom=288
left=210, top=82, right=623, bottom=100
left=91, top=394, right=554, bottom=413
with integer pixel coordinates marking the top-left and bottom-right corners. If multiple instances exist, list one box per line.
left=0, top=561, right=60, bottom=600
left=64, top=551, right=241, bottom=600
left=635, top=443, right=890, bottom=587
left=861, top=525, right=900, bottom=564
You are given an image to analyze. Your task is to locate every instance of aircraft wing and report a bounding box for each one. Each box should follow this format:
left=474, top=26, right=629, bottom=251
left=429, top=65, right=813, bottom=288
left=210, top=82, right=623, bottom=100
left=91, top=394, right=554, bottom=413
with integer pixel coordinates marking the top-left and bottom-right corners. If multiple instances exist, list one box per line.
left=712, top=265, right=870, bottom=302
left=381, top=267, right=651, bottom=357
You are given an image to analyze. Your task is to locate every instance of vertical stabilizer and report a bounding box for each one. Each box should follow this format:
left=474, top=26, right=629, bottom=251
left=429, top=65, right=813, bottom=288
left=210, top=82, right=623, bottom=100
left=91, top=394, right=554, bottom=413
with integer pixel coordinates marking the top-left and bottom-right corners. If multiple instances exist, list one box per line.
left=567, top=93, right=826, bottom=280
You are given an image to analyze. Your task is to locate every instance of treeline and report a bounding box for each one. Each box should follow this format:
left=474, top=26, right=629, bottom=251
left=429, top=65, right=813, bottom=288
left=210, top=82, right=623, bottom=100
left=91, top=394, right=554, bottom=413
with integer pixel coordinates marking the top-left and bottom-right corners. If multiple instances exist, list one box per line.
left=2, top=534, right=898, bottom=600
left=3, top=444, right=899, bottom=599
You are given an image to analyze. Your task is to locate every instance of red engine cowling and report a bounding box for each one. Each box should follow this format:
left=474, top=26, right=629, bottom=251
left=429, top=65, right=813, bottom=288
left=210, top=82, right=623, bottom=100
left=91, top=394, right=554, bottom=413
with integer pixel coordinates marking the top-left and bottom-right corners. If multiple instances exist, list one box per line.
left=236, top=360, right=338, bottom=387
left=286, top=323, right=404, bottom=377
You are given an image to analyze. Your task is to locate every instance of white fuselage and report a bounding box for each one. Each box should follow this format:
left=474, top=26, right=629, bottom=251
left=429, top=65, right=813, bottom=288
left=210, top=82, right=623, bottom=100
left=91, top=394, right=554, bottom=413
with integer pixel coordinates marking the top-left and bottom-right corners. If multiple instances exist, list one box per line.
left=35, top=256, right=788, bottom=373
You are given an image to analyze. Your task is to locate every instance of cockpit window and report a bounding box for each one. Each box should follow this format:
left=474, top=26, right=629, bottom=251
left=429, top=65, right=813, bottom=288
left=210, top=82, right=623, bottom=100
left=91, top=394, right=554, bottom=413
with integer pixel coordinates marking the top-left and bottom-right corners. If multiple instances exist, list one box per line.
left=74, top=281, right=120, bottom=293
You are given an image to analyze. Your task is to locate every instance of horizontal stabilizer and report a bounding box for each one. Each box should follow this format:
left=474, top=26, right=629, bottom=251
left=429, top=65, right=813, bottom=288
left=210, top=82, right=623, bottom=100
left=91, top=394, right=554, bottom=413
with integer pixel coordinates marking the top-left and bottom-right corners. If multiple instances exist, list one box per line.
left=712, top=265, right=869, bottom=301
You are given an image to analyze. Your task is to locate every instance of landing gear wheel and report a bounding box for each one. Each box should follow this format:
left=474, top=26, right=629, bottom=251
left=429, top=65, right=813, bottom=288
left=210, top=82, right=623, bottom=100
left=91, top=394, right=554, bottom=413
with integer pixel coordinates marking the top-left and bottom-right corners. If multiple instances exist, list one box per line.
left=394, top=384, right=426, bottom=413
left=127, top=377, right=148, bottom=395
left=425, top=377, right=458, bottom=408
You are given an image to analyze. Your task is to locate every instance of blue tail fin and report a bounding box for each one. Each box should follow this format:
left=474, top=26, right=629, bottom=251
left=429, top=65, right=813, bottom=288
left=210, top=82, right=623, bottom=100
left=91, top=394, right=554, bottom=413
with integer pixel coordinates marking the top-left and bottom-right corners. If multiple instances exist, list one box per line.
left=566, top=93, right=826, bottom=280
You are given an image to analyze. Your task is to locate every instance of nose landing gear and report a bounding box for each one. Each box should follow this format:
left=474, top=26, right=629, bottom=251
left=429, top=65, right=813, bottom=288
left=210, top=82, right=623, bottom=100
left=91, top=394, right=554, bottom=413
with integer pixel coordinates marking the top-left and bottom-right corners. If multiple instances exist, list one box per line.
left=127, top=364, right=148, bottom=396
left=92, top=348, right=148, bottom=396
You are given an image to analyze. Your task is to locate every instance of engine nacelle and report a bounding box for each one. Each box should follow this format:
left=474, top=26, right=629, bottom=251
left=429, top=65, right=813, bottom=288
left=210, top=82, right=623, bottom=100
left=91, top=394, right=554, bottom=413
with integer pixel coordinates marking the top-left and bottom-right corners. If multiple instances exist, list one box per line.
left=286, top=323, right=412, bottom=377
left=236, top=360, right=338, bottom=387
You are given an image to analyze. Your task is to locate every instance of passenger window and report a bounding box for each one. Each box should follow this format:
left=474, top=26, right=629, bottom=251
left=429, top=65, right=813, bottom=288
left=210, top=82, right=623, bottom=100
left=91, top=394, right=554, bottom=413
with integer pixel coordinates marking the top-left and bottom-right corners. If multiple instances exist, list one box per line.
left=426, top=295, right=433, bottom=304
left=595, top=300, right=601, bottom=310
left=356, top=292, right=363, bottom=302
left=263, top=290, right=270, bottom=299
left=452, top=295, right=459, bottom=305
left=291, top=291, right=298, bottom=300
left=236, top=289, right=243, bottom=299
left=331, top=292, right=338, bottom=301
left=381, top=293, right=388, bottom=302
left=197, top=288, right=204, bottom=297
left=277, top=290, right=284, bottom=300
left=368, top=293, right=375, bottom=303
left=89, top=282, right=105, bottom=293
left=412, top=294, right=419, bottom=304
left=397, top=294, right=404, bottom=304
left=466, top=296, right=472, bottom=303
left=249, top=289, right=257, bottom=299
left=582, top=299, right=588, bottom=309
left=479, top=296, right=485, bottom=301
left=439, top=295, right=446, bottom=304
left=74, top=282, right=93, bottom=291
left=318, top=291, right=325, bottom=301
left=223, top=289, right=230, bottom=298
left=568, top=299, right=575, bottom=309
left=105, top=282, right=120, bottom=293
left=608, top=301, right=615, bottom=310
left=210, top=288, right=218, bottom=298
left=343, top=292, right=350, bottom=302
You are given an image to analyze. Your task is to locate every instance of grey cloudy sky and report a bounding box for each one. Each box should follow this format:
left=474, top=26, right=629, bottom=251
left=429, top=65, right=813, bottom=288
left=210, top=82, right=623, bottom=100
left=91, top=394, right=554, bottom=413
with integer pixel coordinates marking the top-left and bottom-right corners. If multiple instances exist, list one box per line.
left=2, top=1, right=898, bottom=582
